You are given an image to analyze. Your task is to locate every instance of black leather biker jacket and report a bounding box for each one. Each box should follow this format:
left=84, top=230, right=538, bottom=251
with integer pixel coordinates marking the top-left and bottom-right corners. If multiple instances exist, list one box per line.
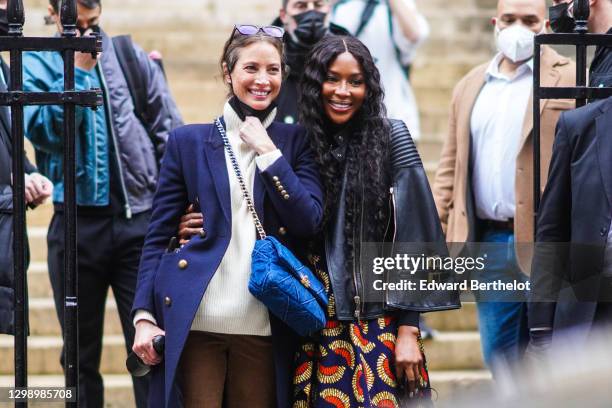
left=325, top=119, right=461, bottom=323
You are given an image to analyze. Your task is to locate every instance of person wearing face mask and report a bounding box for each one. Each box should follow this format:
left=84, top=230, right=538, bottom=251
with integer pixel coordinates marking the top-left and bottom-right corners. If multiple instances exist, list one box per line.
left=549, top=0, right=612, bottom=90
left=432, top=0, right=576, bottom=377
left=0, top=0, right=54, bottom=336
left=21, top=1, right=182, bottom=407
left=330, top=0, right=429, bottom=141
left=272, top=0, right=350, bottom=125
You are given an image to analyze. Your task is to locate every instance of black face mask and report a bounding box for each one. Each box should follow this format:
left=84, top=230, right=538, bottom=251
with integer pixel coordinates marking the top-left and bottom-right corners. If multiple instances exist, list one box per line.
left=77, top=24, right=100, bottom=36
left=292, top=10, right=327, bottom=46
left=228, top=95, right=277, bottom=123
left=549, top=3, right=576, bottom=34
left=0, top=9, right=9, bottom=36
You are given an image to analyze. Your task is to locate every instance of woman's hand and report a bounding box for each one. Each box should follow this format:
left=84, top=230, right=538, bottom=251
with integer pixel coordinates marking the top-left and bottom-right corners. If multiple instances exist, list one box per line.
left=394, top=325, right=424, bottom=396
left=133, top=320, right=165, bottom=366
left=239, top=116, right=277, bottom=155
left=178, top=204, right=204, bottom=245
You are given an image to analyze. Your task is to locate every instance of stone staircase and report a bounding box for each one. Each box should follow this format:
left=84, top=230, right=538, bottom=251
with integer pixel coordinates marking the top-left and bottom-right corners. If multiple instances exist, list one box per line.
left=0, top=0, right=502, bottom=405
left=0, top=203, right=491, bottom=406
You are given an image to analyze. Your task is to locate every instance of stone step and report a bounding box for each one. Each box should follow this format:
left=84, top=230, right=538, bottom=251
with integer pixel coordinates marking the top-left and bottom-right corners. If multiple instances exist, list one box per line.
left=0, top=374, right=136, bottom=408
left=0, top=330, right=483, bottom=375
left=425, top=302, right=477, bottom=332
left=28, top=298, right=122, bottom=337
left=24, top=292, right=476, bottom=337
left=423, top=331, right=483, bottom=370
left=0, top=370, right=491, bottom=407
left=26, top=263, right=52, bottom=299
left=25, top=202, right=53, bottom=228
left=27, top=228, right=47, bottom=265
left=0, top=334, right=129, bottom=376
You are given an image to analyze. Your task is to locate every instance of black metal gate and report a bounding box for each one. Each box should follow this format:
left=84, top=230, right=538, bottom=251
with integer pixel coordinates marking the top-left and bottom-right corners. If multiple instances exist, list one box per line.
left=7, top=0, right=101, bottom=406
left=533, top=0, right=612, bottom=230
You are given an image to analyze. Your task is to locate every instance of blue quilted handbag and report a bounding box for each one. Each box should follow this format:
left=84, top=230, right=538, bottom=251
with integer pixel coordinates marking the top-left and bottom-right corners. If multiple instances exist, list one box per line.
left=215, top=119, right=328, bottom=337
left=250, top=236, right=328, bottom=336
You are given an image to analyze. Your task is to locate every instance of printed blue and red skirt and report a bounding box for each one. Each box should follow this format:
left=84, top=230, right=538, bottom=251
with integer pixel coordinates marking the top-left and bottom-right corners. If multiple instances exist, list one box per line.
left=293, top=257, right=432, bottom=408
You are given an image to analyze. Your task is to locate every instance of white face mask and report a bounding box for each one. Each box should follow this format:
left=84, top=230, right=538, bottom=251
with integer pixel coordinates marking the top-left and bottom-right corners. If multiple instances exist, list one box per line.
left=495, top=23, right=543, bottom=63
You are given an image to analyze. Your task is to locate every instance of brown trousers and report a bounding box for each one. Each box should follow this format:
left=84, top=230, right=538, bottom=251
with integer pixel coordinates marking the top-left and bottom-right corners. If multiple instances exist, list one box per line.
left=179, top=331, right=276, bottom=408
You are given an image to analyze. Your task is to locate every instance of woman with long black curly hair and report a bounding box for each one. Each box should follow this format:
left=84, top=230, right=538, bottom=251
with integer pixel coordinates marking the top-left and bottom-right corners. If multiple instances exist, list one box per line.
left=292, top=35, right=459, bottom=407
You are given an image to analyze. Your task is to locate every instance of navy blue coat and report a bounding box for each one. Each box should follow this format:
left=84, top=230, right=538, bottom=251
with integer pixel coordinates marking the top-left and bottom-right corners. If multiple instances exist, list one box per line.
left=131, top=121, right=324, bottom=407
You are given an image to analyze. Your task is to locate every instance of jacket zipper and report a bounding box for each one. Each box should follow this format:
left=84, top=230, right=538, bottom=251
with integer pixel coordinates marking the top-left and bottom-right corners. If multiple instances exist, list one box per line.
left=387, top=186, right=398, bottom=306
left=97, top=64, right=132, bottom=219
left=352, top=177, right=367, bottom=321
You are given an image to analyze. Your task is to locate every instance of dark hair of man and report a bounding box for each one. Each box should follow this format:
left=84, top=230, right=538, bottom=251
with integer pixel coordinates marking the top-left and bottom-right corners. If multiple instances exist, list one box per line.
left=299, top=35, right=390, bottom=246
left=219, top=29, right=286, bottom=96
left=50, top=0, right=102, bottom=12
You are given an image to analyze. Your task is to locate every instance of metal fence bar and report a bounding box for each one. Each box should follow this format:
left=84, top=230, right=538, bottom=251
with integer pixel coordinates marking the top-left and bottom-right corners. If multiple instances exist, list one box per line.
left=538, top=87, right=612, bottom=100
left=60, top=1, right=79, bottom=405
left=0, top=36, right=108, bottom=51
left=3, top=0, right=102, bottom=405
left=7, top=1, right=26, bottom=406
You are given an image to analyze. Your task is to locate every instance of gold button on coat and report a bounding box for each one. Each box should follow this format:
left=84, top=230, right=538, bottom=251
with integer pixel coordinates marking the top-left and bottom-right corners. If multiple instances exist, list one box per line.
left=281, top=190, right=287, bottom=195
left=278, top=227, right=287, bottom=235
left=199, top=229, right=207, bottom=238
left=283, top=194, right=290, bottom=200
left=272, top=176, right=279, bottom=181
left=275, top=181, right=282, bottom=187
left=178, top=259, right=188, bottom=269
left=164, top=297, right=172, bottom=306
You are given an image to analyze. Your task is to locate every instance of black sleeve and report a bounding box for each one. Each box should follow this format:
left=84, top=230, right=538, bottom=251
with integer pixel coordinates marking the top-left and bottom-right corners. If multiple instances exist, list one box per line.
left=528, top=113, right=573, bottom=329
left=397, top=310, right=420, bottom=327
left=24, top=152, right=37, bottom=174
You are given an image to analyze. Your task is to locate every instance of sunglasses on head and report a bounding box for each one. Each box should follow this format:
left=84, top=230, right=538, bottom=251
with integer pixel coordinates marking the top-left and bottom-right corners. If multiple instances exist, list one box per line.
left=233, top=24, right=285, bottom=38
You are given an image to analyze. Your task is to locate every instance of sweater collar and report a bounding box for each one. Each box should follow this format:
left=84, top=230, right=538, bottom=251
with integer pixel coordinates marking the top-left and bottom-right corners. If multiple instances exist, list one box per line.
left=223, top=100, right=277, bottom=136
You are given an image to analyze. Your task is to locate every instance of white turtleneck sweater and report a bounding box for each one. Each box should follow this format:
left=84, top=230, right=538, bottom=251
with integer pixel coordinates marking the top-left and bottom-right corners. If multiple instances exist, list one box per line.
left=135, top=102, right=282, bottom=336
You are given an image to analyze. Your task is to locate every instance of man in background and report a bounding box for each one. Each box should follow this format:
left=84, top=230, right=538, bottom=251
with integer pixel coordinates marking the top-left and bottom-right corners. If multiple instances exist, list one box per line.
left=273, top=0, right=349, bottom=124
left=528, top=0, right=612, bottom=354
left=433, top=0, right=575, bottom=375
left=23, top=1, right=181, bottom=406
left=549, top=0, right=612, bottom=89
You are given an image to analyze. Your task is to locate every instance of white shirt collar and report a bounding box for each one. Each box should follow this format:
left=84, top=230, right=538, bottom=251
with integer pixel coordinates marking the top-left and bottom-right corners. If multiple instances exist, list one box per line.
left=485, top=53, right=534, bottom=82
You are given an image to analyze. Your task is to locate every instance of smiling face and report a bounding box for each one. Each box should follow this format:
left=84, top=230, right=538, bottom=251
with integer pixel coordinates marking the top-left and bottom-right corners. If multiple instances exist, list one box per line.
left=224, top=41, right=282, bottom=111
left=321, top=51, right=366, bottom=125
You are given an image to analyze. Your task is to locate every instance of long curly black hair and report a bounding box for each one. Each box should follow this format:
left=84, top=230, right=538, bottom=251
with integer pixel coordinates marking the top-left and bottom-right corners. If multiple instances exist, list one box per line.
left=299, top=35, right=390, bottom=244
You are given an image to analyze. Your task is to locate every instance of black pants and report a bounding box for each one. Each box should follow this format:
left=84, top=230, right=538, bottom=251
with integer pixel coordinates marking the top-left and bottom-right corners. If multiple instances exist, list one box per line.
left=47, top=210, right=151, bottom=408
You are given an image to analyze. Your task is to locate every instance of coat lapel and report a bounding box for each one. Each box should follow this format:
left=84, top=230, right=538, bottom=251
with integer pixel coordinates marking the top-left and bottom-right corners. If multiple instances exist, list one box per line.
left=203, top=123, right=231, bottom=224
left=458, top=67, right=487, bottom=169
left=519, top=46, right=561, bottom=152
left=596, top=99, right=612, bottom=209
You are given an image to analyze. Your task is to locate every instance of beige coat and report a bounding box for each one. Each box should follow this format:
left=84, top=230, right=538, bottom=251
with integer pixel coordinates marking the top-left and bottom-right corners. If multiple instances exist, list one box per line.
left=432, top=46, right=576, bottom=274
